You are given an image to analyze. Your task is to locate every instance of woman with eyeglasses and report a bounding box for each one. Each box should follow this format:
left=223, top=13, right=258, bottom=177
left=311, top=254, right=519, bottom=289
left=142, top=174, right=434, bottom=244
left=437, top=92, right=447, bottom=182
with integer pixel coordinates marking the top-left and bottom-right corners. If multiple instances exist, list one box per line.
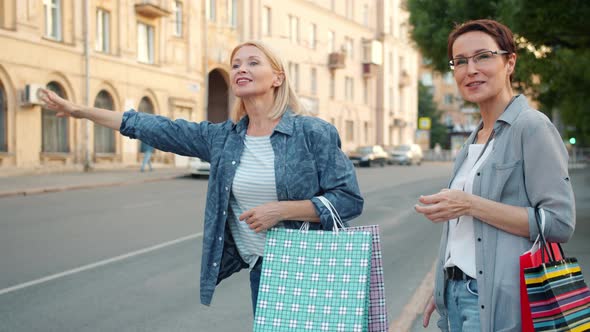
left=415, top=19, right=575, bottom=331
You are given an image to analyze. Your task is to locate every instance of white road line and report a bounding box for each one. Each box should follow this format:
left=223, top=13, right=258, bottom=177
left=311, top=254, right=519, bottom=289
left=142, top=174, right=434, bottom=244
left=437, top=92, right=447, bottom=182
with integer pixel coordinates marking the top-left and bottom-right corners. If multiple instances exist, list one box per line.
left=0, top=232, right=203, bottom=296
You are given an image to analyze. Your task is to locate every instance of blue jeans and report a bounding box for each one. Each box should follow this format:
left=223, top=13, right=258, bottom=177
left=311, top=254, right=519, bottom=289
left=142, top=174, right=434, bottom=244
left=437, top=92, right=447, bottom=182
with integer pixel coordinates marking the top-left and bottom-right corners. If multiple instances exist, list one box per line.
left=140, top=148, right=153, bottom=171
left=445, top=278, right=481, bottom=331
left=250, top=258, right=263, bottom=316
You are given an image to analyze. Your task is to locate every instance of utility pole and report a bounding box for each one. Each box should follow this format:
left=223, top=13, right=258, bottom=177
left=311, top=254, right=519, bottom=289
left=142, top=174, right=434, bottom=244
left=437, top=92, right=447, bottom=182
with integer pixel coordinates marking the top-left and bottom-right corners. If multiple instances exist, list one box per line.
left=83, top=0, right=91, bottom=171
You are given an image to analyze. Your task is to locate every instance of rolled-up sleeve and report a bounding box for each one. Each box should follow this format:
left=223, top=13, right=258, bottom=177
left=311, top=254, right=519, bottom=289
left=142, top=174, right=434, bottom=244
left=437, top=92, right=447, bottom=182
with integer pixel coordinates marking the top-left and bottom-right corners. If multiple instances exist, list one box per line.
left=309, top=124, right=364, bottom=229
left=524, top=118, right=575, bottom=242
left=119, top=110, right=225, bottom=161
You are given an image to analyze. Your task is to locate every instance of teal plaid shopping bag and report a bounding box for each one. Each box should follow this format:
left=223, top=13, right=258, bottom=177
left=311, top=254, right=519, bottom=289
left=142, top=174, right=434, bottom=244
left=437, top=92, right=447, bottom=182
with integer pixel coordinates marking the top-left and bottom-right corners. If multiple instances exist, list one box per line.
left=253, top=227, right=373, bottom=332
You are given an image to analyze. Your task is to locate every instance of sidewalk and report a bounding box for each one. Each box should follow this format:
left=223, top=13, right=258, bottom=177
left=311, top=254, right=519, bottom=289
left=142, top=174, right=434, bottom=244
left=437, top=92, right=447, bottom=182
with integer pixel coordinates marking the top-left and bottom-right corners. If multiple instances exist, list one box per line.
left=0, top=167, right=191, bottom=198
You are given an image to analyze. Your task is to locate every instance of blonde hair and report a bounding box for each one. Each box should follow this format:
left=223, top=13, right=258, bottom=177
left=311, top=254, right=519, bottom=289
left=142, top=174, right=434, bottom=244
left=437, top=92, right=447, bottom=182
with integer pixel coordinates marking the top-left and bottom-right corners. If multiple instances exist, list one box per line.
left=229, top=41, right=304, bottom=122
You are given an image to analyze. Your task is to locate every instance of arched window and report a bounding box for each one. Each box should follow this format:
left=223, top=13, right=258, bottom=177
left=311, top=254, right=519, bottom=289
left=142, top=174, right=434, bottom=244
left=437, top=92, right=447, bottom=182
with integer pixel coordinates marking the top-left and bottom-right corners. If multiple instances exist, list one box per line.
left=137, top=97, right=154, bottom=153
left=0, top=82, right=6, bottom=152
left=42, top=82, right=69, bottom=152
left=94, top=90, right=116, bottom=153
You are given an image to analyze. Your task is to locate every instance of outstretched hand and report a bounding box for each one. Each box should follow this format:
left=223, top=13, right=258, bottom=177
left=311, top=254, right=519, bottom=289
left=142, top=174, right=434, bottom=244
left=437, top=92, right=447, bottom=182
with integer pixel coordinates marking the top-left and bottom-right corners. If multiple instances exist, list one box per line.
left=38, top=88, right=81, bottom=118
left=414, top=188, right=472, bottom=223
left=422, top=294, right=436, bottom=327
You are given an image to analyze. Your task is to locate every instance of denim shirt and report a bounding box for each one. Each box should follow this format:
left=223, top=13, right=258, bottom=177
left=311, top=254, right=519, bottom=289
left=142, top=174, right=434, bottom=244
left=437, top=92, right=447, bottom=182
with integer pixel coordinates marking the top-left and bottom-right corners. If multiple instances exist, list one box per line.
left=119, top=109, right=364, bottom=305
left=433, top=95, right=575, bottom=331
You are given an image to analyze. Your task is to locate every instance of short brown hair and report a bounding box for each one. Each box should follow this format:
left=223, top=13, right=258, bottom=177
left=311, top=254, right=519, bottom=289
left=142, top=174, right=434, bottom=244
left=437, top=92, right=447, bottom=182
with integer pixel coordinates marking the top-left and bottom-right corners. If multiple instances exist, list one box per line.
left=447, top=19, right=516, bottom=81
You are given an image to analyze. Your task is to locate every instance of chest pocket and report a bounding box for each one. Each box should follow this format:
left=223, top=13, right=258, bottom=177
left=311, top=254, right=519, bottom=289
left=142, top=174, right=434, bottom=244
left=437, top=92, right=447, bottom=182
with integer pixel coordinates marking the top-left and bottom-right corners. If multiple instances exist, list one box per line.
left=285, top=157, right=319, bottom=199
left=489, top=160, right=524, bottom=203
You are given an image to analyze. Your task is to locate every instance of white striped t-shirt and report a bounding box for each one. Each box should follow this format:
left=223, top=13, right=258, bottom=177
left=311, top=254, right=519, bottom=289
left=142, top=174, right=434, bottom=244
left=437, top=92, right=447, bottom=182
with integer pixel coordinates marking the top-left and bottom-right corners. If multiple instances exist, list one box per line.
left=228, top=135, right=278, bottom=268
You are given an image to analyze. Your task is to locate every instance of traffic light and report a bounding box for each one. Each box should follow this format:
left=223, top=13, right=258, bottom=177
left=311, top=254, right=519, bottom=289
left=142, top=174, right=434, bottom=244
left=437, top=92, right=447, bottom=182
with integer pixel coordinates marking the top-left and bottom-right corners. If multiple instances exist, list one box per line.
left=569, top=137, right=576, bottom=145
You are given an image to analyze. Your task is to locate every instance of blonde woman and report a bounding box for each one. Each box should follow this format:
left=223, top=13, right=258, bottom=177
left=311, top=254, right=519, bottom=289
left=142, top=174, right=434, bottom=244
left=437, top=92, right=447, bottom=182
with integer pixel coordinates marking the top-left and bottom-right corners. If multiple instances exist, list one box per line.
left=40, top=41, right=363, bottom=314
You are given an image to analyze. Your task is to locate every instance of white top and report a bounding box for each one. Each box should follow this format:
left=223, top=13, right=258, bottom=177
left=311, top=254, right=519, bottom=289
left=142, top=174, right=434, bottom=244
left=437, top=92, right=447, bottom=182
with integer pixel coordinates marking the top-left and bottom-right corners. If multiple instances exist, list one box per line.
left=228, top=135, right=278, bottom=268
left=444, top=139, right=494, bottom=278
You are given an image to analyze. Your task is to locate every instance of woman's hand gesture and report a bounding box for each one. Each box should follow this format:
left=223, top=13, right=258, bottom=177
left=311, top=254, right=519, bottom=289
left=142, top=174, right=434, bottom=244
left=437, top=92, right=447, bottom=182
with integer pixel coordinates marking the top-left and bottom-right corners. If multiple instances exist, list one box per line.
left=38, top=88, right=81, bottom=118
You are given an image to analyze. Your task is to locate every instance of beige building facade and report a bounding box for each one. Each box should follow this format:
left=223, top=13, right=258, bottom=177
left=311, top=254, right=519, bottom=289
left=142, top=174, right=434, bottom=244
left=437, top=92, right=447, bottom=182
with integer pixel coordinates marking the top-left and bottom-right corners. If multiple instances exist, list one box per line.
left=0, top=0, right=418, bottom=173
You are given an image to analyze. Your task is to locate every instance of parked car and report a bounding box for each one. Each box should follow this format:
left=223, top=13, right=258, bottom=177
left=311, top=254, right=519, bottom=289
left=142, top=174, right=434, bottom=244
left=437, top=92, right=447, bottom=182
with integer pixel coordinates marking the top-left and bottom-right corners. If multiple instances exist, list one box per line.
left=348, top=145, right=389, bottom=167
left=388, top=144, right=423, bottom=165
left=188, top=157, right=210, bottom=177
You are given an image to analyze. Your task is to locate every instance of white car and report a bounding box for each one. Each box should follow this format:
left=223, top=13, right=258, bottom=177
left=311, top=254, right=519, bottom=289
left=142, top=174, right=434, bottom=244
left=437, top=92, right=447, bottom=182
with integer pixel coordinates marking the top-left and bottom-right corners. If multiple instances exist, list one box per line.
left=188, top=157, right=210, bottom=177
left=388, top=144, right=423, bottom=166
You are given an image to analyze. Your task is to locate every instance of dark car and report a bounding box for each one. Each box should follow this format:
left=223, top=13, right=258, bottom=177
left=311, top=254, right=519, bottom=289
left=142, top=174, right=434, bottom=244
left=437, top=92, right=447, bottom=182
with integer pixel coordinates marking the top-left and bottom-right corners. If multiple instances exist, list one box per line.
left=348, top=145, right=389, bottom=167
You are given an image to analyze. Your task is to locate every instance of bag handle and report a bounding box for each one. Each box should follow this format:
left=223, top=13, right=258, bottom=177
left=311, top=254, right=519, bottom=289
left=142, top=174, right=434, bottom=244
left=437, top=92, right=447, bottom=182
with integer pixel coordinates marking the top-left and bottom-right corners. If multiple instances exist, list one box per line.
left=535, top=208, right=564, bottom=262
left=300, top=196, right=345, bottom=232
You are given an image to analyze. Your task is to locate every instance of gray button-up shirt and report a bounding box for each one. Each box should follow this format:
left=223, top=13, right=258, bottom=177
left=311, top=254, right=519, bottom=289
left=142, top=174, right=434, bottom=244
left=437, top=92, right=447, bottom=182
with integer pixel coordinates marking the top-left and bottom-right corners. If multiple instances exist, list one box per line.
left=434, top=95, right=575, bottom=331
left=119, top=109, right=363, bottom=305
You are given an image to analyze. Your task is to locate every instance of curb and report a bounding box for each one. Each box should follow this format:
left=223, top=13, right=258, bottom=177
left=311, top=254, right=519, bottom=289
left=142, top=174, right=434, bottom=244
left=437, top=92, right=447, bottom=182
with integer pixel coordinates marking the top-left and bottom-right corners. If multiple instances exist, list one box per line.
left=0, top=174, right=188, bottom=199
left=389, top=260, right=436, bottom=332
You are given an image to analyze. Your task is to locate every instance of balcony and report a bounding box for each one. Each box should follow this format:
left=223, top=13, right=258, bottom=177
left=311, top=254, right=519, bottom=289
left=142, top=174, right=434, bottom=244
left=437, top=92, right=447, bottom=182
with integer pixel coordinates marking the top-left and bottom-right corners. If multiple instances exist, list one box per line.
left=399, top=70, right=411, bottom=87
left=135, top=1, right=171, bottom=18
left=362, top=63, right=379, bottom=78
left=328, top=52, right=346, bottom=70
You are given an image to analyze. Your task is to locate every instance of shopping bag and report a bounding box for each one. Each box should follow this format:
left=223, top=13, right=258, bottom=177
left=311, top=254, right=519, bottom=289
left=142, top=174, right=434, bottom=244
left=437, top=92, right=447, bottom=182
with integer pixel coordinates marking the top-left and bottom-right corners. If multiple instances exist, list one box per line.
left=520, top=210, right=563, bottom=332
left=521, top=210, right=590, bottom=331
left=347, top=225, right=389, bottom=332
left=253, top=197, right=373, bottom=332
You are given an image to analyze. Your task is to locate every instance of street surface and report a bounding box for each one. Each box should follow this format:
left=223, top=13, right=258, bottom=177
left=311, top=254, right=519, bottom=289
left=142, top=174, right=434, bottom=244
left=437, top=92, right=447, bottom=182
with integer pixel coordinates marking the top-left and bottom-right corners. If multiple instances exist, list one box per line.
left=1, top=163, right=588, bottom=332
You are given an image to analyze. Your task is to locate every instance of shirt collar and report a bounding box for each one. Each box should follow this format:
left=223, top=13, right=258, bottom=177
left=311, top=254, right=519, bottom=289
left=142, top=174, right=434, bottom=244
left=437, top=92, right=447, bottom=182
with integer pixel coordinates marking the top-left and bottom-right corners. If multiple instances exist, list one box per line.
left=233, top=107, right=296, bottom=137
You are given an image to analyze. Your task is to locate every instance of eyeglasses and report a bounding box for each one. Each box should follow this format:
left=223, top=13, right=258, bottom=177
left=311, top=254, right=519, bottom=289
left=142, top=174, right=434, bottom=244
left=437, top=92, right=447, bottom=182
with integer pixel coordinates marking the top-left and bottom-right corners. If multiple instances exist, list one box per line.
left=449, top=50, right=509, bottom=71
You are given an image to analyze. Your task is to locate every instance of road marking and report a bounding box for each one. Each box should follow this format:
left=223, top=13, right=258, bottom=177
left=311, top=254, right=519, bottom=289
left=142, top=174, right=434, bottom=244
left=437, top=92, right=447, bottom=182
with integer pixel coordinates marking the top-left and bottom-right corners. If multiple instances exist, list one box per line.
left=389, top=260, right=437, bottom=332
left=0, top=232, right=203, bottom=296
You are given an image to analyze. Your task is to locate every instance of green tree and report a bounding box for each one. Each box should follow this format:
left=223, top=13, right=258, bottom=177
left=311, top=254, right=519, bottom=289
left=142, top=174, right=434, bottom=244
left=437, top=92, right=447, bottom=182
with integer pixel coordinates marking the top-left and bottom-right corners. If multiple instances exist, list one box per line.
left=407, top=0, right=590, bottom=145
left=418, top=82, right=449, bottom=149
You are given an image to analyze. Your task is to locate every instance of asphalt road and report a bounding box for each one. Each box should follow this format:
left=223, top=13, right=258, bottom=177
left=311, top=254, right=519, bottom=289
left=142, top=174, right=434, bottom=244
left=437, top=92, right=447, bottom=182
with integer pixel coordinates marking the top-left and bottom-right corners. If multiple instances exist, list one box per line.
left=0, top=163, right=454, bottom=331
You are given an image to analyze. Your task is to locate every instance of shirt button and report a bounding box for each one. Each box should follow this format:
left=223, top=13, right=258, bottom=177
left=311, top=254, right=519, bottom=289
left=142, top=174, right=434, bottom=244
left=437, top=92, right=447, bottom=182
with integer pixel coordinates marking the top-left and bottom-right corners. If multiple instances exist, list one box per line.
left=223, top=211, right=226, bottom=215
left=477, top=238, right=482, bottom=242
left=479, top=270, right=483, bottom=275
left=232, top=161, right=236, bottom=165
left=481, top=305, right=485, bottom=309
left=225, top=186, right=229, bottom=191
left=477, top=172, right=481, bottom=176
left=213, top=262, right=218, bottom=267
left=218, top=237, right=222, bottom=241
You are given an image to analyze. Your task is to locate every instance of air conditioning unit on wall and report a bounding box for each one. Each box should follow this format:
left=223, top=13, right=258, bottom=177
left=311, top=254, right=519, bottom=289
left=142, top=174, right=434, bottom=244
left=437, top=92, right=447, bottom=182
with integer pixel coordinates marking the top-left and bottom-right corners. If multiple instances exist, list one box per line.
left=21, top=84, right=44, bottom=106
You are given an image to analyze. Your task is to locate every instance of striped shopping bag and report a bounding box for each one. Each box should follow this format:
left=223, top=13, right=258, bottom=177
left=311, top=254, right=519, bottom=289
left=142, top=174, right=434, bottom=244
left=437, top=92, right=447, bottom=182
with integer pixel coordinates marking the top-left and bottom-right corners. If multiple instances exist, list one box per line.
left=253, top=227, right=373, bottom=332
left=524, top=257, right=590, bottom=331
left=522, top=209, right=590, bottom=331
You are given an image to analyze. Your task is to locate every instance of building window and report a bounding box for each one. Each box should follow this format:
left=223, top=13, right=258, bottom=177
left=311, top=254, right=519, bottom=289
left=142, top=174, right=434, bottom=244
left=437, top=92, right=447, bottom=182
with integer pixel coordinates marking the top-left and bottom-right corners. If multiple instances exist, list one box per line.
left=137, top=22, right=154, bottom=64
left=289, top=15, right=299, bottom=44
left=444, top=72, right=454, bottom=84
left=138, top=97, right=155, bottom=152
left=444, top=94, right=454, bottom=105
left=389, top=87, right=394, bottom=110
left=173, top=1, right=183, bottom=36
left=94, top=90, right=115, bottom=153
left=345, top=77, right=354, bottom=101
left=364, top=121, right=369, bottom=143
left=421, top=72, right=433, bottom=86
left=345, top=37, right=353, bottom=59
left=362, top=4, right=369, bottom=27
left=289, top=62, right=299, bottom=92
left=95, top=9, right=110, bottom=53
left=0, top=82, right=6, bottom=151
left=42, top=82, right=68, bottom=153
left=309, top=23, right=316, bottom=49
left=329, top=73, right=335, bottom=99
left=345, top=0, right=354, bottom=19
left=328, top=30, right=335, bottom=52
left=310, top=68, right=317, bottom=95
left=262, top=6, right=271, bottom=36
left=208, top=0, right=216, bottom=21
left=345, top=120, right=354, bottom=141
left=228, top=0, right=237, bottom=28
left=43, top=0, right=62, bottom=40
left=363, top=79, right=368, bottom=104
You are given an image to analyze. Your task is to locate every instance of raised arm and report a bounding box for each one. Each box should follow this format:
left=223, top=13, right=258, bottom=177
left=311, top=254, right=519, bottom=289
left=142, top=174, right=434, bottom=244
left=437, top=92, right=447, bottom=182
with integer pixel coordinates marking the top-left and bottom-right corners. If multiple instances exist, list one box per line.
left=39, top=88, right=123, bottom=130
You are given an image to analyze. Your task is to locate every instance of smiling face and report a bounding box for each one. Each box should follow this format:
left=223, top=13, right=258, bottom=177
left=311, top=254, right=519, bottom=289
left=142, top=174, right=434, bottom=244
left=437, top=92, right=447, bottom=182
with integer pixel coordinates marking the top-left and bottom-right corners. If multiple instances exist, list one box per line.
left=229, top=45, right=282, bottom=99
left=451, top=31, right=516, bottom=104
